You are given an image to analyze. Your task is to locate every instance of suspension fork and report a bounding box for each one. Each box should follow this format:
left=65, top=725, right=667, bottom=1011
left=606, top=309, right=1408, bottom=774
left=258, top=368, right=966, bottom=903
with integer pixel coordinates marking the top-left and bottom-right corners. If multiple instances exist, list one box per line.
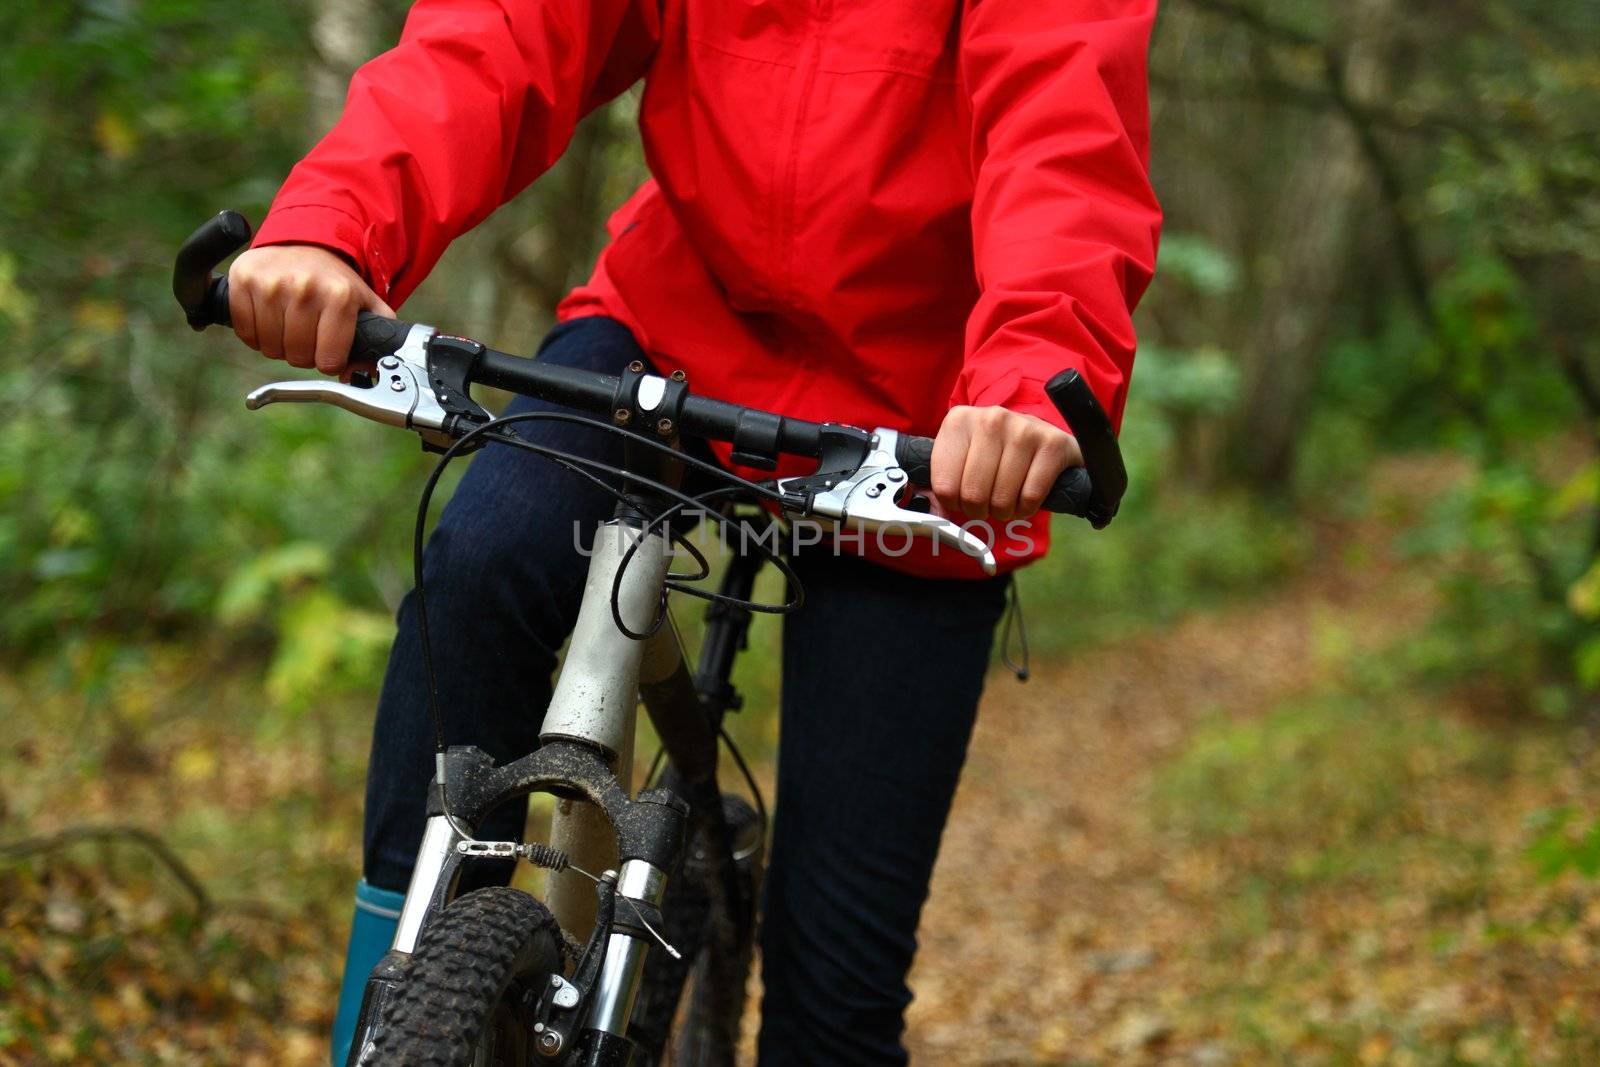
left=542, top=459, right=696, bottom=1056
left=544, top=425, right=689, bottom=938
left=540, top=516, right=671, bottom=936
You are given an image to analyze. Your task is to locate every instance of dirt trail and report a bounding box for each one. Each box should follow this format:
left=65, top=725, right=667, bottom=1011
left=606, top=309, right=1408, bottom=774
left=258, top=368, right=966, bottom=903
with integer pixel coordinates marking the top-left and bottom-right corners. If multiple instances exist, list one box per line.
left=903, top=516, right=1436, bottom=1064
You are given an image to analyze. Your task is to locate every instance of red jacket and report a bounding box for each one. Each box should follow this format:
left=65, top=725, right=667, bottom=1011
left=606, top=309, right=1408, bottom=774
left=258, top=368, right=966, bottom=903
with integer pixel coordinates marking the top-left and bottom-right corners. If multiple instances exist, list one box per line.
left=254, top=0, right=1162, bottom=576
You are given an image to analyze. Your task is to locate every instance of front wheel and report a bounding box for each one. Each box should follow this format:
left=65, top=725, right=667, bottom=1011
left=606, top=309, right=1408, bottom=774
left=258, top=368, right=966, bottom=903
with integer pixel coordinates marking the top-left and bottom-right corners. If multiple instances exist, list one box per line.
left=365, top=887, right=565, bottom=1066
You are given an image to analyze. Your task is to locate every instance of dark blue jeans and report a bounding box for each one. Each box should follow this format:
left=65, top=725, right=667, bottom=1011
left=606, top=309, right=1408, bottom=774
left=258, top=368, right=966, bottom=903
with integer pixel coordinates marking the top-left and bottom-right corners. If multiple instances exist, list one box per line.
left=365, top=316, right=1009, bottom=1065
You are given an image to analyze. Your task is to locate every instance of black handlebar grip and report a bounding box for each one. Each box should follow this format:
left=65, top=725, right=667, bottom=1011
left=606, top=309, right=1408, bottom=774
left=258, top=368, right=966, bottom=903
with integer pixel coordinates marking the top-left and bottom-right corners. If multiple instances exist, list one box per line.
left=182, top=284, right=410, bottom=366
left=893, top=434, right=937, bottom=486
left=1043, top=369, right=1127, bottom=528
left=173, top=210, right=413, bottom=364
left=204, top=276, right=233, bottom=328
left=174, top=210, right=252, bottom=330
left=1042, top=466, right=1095, bottom=515
left=350, top=312, right=415, bottom=364
left=892, top=434, right=1097, bottom=517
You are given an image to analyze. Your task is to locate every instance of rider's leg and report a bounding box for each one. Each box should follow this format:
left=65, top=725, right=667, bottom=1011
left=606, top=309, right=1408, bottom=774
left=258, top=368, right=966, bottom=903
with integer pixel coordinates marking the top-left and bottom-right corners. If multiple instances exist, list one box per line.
left=329, top=879, right=404, bottom=1067
left=757, top=550, right=1009, bottom=1067
left=330, top=315, right=648, bottom=1066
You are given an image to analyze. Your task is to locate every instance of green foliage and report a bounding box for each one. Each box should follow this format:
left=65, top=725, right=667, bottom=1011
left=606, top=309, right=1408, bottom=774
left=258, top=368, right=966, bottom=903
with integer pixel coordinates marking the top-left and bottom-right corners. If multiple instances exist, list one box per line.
left=1134, top=232, right=1244, bottom=473
left=1152, top=695, right=1506, bottom=885
left=1392, top=456, right=1600, bottom=710
left=1134, top=343, right=1241, bottom=418
left=1423, top=5, right=1600, bottom=269
left=0, top=0, right=315, bottom=283
left=214, top=543, right=335, bottom=626
left=1299, top=240, right=1596, bottom=708
left=264, top=590, right=393, bottom=714
left=1142, top=0, right=1600, bottom=718
left=0, top=1, right=435, bottom=686
left=1525, top=806, right=1600, bottom=881
left=214, top=543, right=394, bottom=713
left=1428, top=255, right=1574, bottom=443
left=0, top=2, right=638, bottom=685
left=1155, top=232, right=1241, bottom=298
left=1022, top=489, right=1305, bottom=655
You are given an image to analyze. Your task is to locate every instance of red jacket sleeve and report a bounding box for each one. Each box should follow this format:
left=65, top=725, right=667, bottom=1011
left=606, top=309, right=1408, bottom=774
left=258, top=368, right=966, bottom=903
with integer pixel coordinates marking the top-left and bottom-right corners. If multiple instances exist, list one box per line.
left=954, top=0, right=1162, bottom=434
left=251, top=0, right=661, bottom=307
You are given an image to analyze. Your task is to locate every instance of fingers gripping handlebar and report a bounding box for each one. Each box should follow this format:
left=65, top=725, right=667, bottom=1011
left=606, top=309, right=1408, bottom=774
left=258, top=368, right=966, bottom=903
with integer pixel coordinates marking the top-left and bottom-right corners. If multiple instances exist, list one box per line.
left=891, top=369, right=1126, bottom=529
left=893, top=434, right=1096, bottom=519
left=174, top=211, right=1128, bottom=527
left=174, top=209, right=413, bottom=363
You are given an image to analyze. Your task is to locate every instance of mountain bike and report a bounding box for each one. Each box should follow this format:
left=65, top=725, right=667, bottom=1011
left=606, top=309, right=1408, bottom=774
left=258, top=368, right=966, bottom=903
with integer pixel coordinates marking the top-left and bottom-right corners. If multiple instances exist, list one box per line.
left=172, top=210, right=1127, bottom=1067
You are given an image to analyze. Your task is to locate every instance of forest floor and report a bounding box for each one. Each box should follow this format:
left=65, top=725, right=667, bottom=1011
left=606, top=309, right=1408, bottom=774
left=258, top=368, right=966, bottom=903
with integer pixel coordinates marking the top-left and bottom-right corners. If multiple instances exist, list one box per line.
left=904, top=454, right=1600, bottom=1065
left=4, top=454, right=1600, bottom=1065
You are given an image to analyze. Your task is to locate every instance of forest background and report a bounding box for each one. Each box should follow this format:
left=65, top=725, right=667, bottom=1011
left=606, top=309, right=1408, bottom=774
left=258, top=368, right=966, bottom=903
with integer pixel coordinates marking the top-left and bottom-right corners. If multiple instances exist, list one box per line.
left=3, top=1, right=1600, bottom=1063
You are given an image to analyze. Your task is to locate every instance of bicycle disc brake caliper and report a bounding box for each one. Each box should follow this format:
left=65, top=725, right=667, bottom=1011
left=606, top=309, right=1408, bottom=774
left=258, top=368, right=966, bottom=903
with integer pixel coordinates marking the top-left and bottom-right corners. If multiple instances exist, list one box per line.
left=777, top=427, right=997, bottom=574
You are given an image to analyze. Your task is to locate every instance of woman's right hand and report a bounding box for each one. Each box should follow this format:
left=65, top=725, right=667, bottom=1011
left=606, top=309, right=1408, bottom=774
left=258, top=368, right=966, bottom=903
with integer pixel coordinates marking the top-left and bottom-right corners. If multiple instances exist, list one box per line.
left=227, top=244, right=396, bottom=377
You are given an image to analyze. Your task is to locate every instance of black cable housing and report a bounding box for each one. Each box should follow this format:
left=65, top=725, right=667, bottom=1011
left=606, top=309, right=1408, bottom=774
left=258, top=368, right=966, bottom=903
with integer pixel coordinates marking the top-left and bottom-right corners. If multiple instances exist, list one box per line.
left=408, top=409, right=807, bottom=823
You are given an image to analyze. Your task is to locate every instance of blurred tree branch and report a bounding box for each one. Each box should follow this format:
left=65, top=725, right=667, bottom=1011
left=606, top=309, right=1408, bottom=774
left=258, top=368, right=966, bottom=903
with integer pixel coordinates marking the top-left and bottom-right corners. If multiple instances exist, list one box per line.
left=1, top=825, right=211, bottom=922
left=1185, top=0, right=1321, bottom=48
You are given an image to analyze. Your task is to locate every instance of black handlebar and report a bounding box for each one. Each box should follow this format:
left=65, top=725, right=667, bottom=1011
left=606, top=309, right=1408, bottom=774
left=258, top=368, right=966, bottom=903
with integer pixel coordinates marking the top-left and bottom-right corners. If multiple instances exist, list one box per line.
left=174, top=211, right=1127, bottom=526
left=889, top=369, right=1125, bottom=526
left=892, top=433, right=1098, bottom=518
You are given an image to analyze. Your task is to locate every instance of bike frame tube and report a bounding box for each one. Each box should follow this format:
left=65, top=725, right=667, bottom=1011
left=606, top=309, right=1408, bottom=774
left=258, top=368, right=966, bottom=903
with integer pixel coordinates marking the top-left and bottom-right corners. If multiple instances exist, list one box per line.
left=542, top=517, right=672, bottom=938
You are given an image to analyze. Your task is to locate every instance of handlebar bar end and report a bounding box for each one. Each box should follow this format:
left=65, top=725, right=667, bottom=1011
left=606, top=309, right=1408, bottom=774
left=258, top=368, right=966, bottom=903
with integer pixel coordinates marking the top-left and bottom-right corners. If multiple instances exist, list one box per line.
left=1043, top=368, right=1127, bottom=529
left=174, top=210, right=253, bottom=330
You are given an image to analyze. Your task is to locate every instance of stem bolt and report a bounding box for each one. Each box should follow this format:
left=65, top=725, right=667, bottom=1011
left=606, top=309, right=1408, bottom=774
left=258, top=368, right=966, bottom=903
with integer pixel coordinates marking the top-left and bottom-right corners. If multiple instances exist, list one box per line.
left=657, top=417, right=674, bottom=435
left=614, top=408, right=631, bottom=424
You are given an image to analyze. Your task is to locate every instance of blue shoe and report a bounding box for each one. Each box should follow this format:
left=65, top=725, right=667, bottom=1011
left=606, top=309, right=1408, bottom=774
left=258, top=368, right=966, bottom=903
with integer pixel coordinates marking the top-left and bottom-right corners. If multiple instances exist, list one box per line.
left=330, top=880, right=406, bottom=1067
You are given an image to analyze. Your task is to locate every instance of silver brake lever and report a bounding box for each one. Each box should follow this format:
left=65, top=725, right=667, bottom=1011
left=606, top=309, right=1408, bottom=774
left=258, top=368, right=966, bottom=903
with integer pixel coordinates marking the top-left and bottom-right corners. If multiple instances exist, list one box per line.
left=779, top=428, right=998, bottom=575
left=242, top=324, right=456, bottom=449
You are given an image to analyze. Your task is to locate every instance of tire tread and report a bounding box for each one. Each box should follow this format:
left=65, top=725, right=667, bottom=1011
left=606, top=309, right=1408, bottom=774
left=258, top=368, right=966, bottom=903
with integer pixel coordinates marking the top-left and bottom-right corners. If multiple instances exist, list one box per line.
left=368, top=887, right=563, bottom=1066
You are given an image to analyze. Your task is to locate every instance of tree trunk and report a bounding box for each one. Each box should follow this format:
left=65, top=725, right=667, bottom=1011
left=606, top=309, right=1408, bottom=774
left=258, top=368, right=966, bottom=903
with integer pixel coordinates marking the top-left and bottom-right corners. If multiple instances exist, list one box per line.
left=1229, top=0, right=1395, bottom=486
left=311, top=0, right=378, bottom=131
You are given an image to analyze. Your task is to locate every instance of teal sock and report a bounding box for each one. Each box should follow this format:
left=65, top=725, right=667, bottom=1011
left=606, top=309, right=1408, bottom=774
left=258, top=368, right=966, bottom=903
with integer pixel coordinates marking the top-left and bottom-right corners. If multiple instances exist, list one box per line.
left=330, top=879, right=406, bottom=1067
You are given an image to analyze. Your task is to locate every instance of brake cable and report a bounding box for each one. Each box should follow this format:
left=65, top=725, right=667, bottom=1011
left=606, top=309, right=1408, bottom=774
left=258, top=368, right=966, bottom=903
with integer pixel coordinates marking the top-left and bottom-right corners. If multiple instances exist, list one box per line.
left=1000, top=574, right=1031, bottom=682
left=409, top=409, right=808, bottom=843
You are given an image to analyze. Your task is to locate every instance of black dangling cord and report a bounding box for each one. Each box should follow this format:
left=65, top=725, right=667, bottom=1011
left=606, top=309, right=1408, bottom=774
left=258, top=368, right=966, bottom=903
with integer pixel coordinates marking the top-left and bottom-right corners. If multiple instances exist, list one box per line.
left=1000, top=573, right=1030, bottom=682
